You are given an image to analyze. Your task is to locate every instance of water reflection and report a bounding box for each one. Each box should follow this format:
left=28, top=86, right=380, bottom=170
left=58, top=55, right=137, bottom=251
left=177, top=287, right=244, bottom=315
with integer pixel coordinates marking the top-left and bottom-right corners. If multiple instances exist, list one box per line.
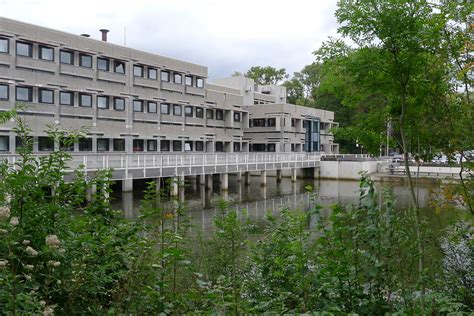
left=111, top=175, right=436, bottom=230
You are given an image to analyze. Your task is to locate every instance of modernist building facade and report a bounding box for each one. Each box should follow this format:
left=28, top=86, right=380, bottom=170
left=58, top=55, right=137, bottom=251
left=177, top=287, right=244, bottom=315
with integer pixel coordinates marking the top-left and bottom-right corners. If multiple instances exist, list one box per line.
left=0, top=17, right=338, bottom=155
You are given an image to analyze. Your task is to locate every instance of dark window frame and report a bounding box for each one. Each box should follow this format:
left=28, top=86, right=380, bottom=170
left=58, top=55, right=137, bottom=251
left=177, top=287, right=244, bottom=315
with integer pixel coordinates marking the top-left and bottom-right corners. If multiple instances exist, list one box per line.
left=184, top=106, right=193, bottom=117
left=234, top=112, right=241, bottom=122
left=148, top=68, right=157, bottom=80
left=97, top=96, right=109, bottom=109
left=267, top=143, right=276, bottom=152
left=195, top=107, right=204, bottom=118
left=59, top=91, right=74, bottom=106
left=16, top=41, right=33, bottom=57
left=114, top=98, right=125, bottom=111
left=160, top=103, right=170, bottom=115
left=38, top=88, right=54, bottom=104
left=215, top=141, right=224, bottom=152
left=79, top=93, right=92, bottom=107
left=59, top=50, right=74, bottom=65
left=160, top=140, right=170, bottom=152
left=97, top=138, right=110, bottom=152
left=196, top=77, right=204, bottom=88
left=161, top=71, right=170, bottom=82
left=173, top=104, right=182, bottom=116
left=133, top=100, right=144, bottom=112
left=97, top=57, right=110, bottom=71
left=172, top=140, right=182, bottom=152
left=39, top=45, right=54, bottom=61
left=195, top=141, right=204, bottom=151
left=147, top=102, right=157, bottom=113
left=113, top=138, right=125, bottom=152
left=0, top=84, right=9, bottom=100
left=185, top=75, right=193, bottom=86
left=0, top=37, right=9, bottom=54
left=78, top=138, right=93, bottom=152
left=79, top=54, right=92, bottom=68
left=267, top=118, right=276, bottom=127
left=38, top=136, right=54, bottom=152
left=114, top=60, right=126, bottom=74
left=173, top=73, right=182, bottom=84
left=216, top=109, right=224, bottom=120
left=206, top=109, right=214, bottom=120
left=147, top=139, right=158, bottom=151
left=0, top=135, right=9, bottom=152
left=133, top=65, right=144, bottom=77
left=16, top=86, right=32, bottom=102
left=133, top=139, right=144, bottom=152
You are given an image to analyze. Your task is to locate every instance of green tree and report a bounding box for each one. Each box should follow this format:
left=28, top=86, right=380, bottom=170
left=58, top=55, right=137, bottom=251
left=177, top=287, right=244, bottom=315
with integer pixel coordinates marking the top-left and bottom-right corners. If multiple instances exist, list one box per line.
left=245, top=66, right=288, bottom=85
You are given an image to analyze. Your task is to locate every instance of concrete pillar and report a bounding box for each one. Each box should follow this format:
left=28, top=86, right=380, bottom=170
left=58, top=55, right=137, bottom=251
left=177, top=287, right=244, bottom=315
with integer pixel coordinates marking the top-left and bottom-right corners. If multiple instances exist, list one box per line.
left=122, top=179, right=133, bottom=192
left=122, top=192, right=134, bottom=219
left=236, top=172, right=242, bottom=182
left=276, top=169, right=282, bottom=182
left=179, top=175, right=185, bottom=202
left=244, top=171, right=251, bottom=186
left=199, top=174, right=206, bottom=185
left=291, top=169, right=297, bottom=182
left=86, top=184, right=96, bottom=202
left=313, top=167, right=320, bottom=179
left=170, top=177, right=179, bottom=197
left=155, top=178, right=161, bottom=192
left=220, top=173, right=229, bottom=191
left=206, top=174, right=213, bottom=190
left=260, top=170, right=267, bottom=186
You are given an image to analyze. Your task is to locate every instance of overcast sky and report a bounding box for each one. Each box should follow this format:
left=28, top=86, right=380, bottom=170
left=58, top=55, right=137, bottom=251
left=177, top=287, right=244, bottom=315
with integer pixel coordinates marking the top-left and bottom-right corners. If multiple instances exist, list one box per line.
left=0, top=0, right=339, bottom=80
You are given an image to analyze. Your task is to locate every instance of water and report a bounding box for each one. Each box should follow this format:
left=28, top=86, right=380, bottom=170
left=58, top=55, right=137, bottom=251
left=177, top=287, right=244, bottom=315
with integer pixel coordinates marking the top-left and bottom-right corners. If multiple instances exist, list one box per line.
left=110, top=175, right=455, bottom=231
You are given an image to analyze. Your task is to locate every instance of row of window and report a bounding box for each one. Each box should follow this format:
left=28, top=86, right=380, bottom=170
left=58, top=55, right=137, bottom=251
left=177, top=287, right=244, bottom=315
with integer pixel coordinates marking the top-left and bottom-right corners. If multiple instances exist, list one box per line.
left=250, top=118, right=276, bottom=127
left=249, top=143, right=276, bottom=152
left=0, top=136, right=242, bottom=152
left=0, top=84, right=241, bottom=121
left=0, top=37, right=205, bottom=88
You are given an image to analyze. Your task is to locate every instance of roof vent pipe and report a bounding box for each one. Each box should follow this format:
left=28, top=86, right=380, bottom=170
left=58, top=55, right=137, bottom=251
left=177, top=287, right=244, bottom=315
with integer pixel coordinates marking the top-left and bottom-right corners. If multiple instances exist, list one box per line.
left=99, top=29, right=109, bottom=42
left=80, top=34, right=90, bottom=38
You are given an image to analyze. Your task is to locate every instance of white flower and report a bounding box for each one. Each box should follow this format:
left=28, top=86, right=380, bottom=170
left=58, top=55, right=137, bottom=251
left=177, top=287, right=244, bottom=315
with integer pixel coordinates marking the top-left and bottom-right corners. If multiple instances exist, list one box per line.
left=43, top=306, right=54, bottom=316
left=0, top=206, right=10, bottom=220
left=25, top=264, right=34, bottom=270
left=45, top=235, right=61, bottom=249
left=48, top=260, right=61, bottom=268
left=0, top=259, right=8, bottom=267
left=39, top=300, right=46, bottom=306
left=25, top=246, right=38, bottom=257
left=9, top=217, right=19, bottom=226
left=24, top=274, right=32, bottom=281
left=22, top=240, right=30, bottom=245
left=0, top=229, right=6, bottom=235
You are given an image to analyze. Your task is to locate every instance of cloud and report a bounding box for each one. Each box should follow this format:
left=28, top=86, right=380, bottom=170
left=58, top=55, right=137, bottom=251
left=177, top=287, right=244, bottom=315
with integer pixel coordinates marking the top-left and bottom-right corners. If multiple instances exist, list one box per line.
left=0, top=0, right=339, bottom=80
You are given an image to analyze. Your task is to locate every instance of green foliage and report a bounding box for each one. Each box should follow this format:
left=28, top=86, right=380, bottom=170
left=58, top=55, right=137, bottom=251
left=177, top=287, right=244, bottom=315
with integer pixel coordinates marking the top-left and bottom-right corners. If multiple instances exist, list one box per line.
left=245, top=66, right=288, bottom=85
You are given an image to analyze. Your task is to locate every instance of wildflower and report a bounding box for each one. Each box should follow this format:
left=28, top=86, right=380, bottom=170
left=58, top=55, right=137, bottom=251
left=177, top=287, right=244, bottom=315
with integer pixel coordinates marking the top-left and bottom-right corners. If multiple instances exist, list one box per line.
left=48, top=260, right=61, bottom=268
left=0, top=206, right=10, bottom=220
left=43, top=306, right=54, bottom=316
left=0, top=259, right=8, bottom=267
left=25, top=246, right=38, bottom=257
left=25, top=264, right=34, bottom=270
left=39, top=300, right=46, bottom=306
left=0, top=229, right=6, bottom=234
left=24, top=274, right=32, bottom=281
left=22, top=240, right=30, bottom=245
left=45, top=235, right=61, bottom=249
left=9, top=217, right=19, bottom=226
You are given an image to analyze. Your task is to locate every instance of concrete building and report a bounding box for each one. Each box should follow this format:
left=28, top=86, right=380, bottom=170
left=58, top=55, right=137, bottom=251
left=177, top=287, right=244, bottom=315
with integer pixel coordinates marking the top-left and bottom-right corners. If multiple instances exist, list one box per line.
left=0, top=17, right=338, bottom=155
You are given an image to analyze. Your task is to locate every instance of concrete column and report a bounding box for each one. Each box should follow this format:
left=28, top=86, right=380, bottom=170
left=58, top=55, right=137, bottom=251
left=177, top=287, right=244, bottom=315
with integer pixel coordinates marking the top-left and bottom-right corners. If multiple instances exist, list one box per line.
left=155, top=178, right=161, bottom=192
left=291, top=169, right=297, bottom=182
left=276, top=169, right=282, bottom=182
left=220, top=173, right=229, bottom=191
left=122, top=178, right=133, bottom=192
left=122, top=192, right=134, bottom=219
left=205, top=174, right=213, bottom=190
left=236, top=172, right=242, bottom=182
left=178, top=175, right=185, bottom=202
left=86, top=184, right=96, bottom=202
left=170, top=177, right=179, bottom=197
left=244, top=171, right=251, bottom=186
left=260, top=170, right=267, bottom=186
left=199, top=174, right=206, bottom=186
left=313, top=167, right=320, bottom=179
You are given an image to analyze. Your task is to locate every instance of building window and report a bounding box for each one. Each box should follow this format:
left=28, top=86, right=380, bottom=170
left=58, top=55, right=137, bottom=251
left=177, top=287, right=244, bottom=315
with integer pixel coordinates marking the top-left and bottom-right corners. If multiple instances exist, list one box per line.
left=97, top=57, right=109, bottom=71
left=113, top=139, right=125, bottom=151
left=253, top=119, right=265, bottom=127
left=79, top=93, right=92, bottom=107
left=38, top=136, right=54, bottom=151
left=39, top=46, right=54, bottom=61
left=133, top=139, right=144, bottom=152
left=147, top=140, right=157, bottom=151
left=206, top=109, right=214, bottom=120
left=251, top=144, right=266, bottom=152
left=216, top=109, right=224, bottom=120
left=215, top=142, right=224, bottom=152
left=196, top=78, right=204, bottom=88
left=133, top=65, right=144, bottom=77
left=172, top=140, right=182, bottom=151
left=97, top=96, right=109, bottom=109
left=60, top=50, right=74, bottom=64
left=160, top=140, right=170, bottom=151
left=195, top=141, right=203, bottom=151
left=173, top=104, right=182, bottom=116
left=291, top=118, right=296, bottom=127
left=0, top=84, right=9, bottom=100
left=39, top=88, right=54, bottom=104
left=79, top=54, right=92, bottom=68
left=16, top=136, right=33, bottom=152
left=133, top=100, right=143, bottom=112
left=267, top=143, right=276, bottom=152
left=0, top=136, right=9, bottom=151
left=114, top=98, right=125, bottom=111
left=234, top=112, right=241, bottom=122
left=185, top=75, right=193, bottom=86
left=234, top=142, right=241, bottom=152
left=148, top=68, right=157, bottom=80
left=161, top=71, right=170, bottom=82
left=114, top=60, right=125, bottom=74
left=267, top=118, right=276, bottom=127
left=97, top=138, right=109, bottom=152
left=59, top=138, right=74, bottom=151
left=174, top=73, right=182, bottom=84
left=0, top=38, right=9, bottom=53
left=78, top=138, right=92, bottom=151
left=184, top=106, right=193, bottom=117
left=147, top=102, right=157, bottom=113
left=16, top=86, right=32, bottom=102
left=160, top=103, right=170, bottom=115
left=16, top=42, right=32, bottom=57
left=195, top=107, right=204, bottom=118
left=184, top=141, right=193, bottom=152
left=59, top=91, right=73, bottom=106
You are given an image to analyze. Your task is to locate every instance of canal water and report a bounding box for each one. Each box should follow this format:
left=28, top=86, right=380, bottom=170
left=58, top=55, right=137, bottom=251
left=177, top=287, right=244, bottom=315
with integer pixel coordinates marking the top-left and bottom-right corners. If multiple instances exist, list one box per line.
left=110, top=175, right=458, bottom=231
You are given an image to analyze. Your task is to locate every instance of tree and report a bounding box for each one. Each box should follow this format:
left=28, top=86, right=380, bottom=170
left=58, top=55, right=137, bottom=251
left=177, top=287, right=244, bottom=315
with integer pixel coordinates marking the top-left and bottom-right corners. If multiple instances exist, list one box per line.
left=245, top=66, right=288, bottom=85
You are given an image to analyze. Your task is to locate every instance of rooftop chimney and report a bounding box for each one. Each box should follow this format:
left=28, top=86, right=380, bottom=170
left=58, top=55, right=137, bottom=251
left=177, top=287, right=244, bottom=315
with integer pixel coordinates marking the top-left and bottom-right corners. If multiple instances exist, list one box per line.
left=80, top=34, right=90, bottom=38
left=99, top=29, right=109, bottom=42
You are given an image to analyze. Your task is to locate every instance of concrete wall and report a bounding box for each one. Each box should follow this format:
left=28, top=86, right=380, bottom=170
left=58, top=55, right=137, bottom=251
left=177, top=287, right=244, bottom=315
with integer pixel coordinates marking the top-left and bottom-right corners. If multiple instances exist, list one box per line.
left=320, top=160, right=379, bottom=180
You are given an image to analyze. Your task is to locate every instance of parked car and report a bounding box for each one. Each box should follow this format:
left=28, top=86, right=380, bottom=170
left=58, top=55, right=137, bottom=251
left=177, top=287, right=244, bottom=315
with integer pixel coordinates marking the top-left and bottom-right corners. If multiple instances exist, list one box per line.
left=432, top=154, right=448, bottom=164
